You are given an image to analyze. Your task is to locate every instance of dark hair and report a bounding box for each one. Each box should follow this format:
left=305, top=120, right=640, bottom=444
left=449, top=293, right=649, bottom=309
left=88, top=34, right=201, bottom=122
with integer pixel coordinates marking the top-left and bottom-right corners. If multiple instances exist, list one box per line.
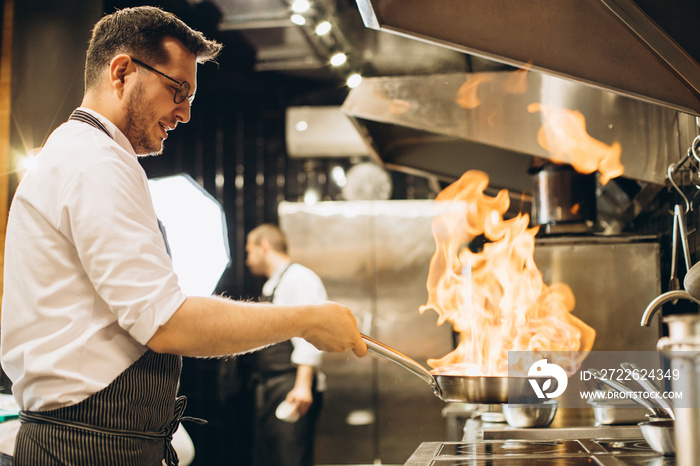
left=84, top=6, right=222, bottom=90
left=248, top=224, right=289, bottom=255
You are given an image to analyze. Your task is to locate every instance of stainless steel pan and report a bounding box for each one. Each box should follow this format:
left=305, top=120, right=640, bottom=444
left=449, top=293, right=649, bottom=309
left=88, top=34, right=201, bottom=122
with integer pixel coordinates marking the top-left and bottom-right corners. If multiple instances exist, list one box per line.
left=620, top=362, right=675, bottom=420
left=639, top=419, right=675, bottom=455
left=362, top=334, right=542, bottom=404
left=589, top=369, right=670, bottom=418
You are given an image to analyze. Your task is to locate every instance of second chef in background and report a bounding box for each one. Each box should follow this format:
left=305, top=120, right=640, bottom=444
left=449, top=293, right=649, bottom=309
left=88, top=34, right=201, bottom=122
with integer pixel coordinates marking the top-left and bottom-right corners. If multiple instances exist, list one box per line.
left=244, top=223, right=328, bottom=466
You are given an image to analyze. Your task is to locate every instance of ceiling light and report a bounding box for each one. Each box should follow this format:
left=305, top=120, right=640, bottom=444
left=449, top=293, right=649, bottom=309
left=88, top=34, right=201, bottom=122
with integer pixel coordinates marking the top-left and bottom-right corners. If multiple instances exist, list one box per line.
left=291, top=0, right=311, bottom=13
left=346, top=73, right=362, bottom=88
left=331, top=166, right=347, bottom=187
left=290, top=14, right=306, bottom=26
left=330, top=53, right=347, bottom=67
left=295, top=120, right=308, bottom=132
left=304, top=187, right=320, bottom=205
left=315, top=21, right=331, bottom=36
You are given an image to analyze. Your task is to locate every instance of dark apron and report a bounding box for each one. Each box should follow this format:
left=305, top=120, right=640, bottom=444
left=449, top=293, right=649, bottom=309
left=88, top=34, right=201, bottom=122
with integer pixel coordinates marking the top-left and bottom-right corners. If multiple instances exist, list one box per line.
left=252, top=264, right=295, bottom=378
left=13, top=109, right=199, bottom=465
left=16, top=352, right=189, bottom=466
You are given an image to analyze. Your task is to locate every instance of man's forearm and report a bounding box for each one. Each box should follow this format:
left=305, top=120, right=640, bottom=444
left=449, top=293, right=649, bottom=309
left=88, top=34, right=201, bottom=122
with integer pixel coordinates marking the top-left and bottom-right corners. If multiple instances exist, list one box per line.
left=146, top=296, right=367, bottom=358
left=294, top=364, right=315, bottom=391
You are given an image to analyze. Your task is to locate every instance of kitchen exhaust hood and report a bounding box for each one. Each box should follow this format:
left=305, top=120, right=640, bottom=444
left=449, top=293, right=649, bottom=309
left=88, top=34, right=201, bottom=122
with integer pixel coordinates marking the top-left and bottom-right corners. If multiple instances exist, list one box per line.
left=353, top=0, right=700, bottom=116
left=341, top=0, right=700, bottom=192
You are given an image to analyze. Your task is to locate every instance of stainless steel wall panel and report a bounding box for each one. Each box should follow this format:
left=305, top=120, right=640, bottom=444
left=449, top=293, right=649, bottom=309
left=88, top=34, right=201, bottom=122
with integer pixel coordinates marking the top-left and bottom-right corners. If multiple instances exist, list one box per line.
left=534, top=236, right=661, bottom=351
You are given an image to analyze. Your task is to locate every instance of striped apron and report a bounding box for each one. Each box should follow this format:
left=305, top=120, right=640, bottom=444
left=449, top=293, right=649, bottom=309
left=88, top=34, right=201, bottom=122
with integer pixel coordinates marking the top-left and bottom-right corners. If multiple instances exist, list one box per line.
left=15, top=352, right=190, bottom=465
left=13, top=109, right=199, bottom=465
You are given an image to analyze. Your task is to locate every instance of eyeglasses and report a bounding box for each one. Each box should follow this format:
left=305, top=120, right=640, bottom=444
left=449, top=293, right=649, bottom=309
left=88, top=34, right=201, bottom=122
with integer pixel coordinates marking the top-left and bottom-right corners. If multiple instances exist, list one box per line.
left=130, top=57, right=194, bottom=104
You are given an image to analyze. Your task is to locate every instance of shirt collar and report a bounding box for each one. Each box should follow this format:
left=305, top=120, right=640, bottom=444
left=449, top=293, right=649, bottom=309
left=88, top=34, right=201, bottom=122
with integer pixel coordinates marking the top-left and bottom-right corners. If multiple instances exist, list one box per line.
left=261, top=261, right=292, bottom=297
left=268, top=261, right=292, bottom=284
left=75, top=107, right=138, bottom=159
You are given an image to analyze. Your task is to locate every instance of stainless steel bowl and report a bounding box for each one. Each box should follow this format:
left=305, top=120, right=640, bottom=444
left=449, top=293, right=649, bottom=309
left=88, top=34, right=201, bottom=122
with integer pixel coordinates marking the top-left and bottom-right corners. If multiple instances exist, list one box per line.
left=502, top=401, right=558, bottom=428
left=639, top=419, right=675, bottom=455
left=588, top=398, right=650, bottom=425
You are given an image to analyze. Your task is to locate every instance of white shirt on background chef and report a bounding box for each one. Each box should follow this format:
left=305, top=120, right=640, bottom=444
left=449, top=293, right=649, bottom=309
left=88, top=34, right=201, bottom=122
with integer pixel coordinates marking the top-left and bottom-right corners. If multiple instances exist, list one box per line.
left=263, top=262, right=327, bottom=389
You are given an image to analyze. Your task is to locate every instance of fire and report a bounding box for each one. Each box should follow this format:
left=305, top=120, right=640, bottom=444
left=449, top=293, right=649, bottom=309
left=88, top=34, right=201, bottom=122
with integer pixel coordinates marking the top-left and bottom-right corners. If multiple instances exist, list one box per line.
left=455, top=64, right=530, bottom=110
left=389, top=99, right=411, bottom=115
left=452, top=67, right=624, bottom=184
left=420, top=170, right=595, bottom=377
left=528, top=103, right=624, bottom=185
left=503, top=65, right=530, bottom=95
left=455, top=75, right=493, bottom=109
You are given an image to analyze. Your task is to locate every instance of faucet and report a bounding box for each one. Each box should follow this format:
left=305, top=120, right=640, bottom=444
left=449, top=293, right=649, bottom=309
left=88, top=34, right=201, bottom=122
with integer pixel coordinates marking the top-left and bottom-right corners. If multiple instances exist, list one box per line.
left=640, top=290, right=700, bottom=326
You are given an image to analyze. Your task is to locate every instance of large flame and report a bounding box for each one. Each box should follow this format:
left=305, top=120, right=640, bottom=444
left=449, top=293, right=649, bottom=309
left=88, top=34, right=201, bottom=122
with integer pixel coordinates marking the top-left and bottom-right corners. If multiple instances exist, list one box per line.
left=528, top=103, right=624, bottom=185
left=420, top=170, right=595, bottom=376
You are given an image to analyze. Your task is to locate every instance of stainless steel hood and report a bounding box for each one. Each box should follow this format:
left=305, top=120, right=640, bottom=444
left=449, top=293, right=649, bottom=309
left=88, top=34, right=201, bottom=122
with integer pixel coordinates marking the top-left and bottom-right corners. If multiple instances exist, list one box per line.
left=353, top=0, right=700, bottom=116
left=342, top=71, right=696, bottom=188
left=341, top=0, right=700, bottom=197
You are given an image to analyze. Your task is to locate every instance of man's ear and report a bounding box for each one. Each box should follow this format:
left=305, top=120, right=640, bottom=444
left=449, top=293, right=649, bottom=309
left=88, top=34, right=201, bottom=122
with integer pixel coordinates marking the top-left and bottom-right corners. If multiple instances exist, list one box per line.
left=259, top=238, right=272, bottom=253
left=109, top=54, right=134, bottom=97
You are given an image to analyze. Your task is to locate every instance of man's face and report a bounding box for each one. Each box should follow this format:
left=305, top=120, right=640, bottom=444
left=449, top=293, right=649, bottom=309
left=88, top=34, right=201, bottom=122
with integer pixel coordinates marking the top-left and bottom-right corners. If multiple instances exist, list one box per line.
left=124, top=37, right=197, bottom=156
left=245, top=238, right=267, bottom=276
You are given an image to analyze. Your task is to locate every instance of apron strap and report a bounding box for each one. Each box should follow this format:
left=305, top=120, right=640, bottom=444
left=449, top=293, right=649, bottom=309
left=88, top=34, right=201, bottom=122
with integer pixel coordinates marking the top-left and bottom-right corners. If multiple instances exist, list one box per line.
left=69, top=109, right=112, bottom=139
left=68, top=109, right=173, bottom=258
left=260, top=263, right=293, bottom=302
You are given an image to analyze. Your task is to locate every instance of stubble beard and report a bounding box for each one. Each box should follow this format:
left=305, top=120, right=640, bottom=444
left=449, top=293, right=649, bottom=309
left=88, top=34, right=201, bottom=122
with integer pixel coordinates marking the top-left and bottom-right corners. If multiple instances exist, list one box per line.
left=124, top=83, right=165, bottom=157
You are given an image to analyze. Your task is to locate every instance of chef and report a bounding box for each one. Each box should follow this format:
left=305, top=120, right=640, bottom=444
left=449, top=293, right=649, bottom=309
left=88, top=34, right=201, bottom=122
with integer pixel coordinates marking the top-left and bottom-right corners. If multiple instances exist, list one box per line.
left=0, top=6, right=366, bottom=466
left=244, top=223, right=328, bottom=466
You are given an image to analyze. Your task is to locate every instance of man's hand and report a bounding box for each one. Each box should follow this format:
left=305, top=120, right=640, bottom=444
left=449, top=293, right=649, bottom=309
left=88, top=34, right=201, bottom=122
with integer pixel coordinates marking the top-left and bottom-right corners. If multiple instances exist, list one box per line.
left=301, top=302, right=367, bottom=357
left=286, top=385, right=313, bottom=417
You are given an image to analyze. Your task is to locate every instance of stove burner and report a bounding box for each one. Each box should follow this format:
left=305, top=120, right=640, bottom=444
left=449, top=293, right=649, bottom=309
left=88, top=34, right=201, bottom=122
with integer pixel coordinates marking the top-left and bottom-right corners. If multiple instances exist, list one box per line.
left=408, top=441, right=676, bottom=466
left=596, top=438, right=657, bottom=453
left=427, top=460, right=602, bottom=466
left=426, top=458, right=674, bottom=466
left=438, top=440, right=588, bottom=457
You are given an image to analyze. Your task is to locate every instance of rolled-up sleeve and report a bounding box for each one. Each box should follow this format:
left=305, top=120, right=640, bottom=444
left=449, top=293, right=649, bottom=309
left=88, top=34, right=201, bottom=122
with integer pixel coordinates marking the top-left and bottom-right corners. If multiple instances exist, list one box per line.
left=61, top=157, right=186, bottom=345
left=291, top=337, right=323, bottom=367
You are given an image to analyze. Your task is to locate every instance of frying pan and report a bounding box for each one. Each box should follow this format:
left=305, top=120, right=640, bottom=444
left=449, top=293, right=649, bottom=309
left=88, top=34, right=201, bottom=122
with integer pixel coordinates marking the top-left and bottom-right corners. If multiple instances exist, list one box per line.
left=362, top=334, right=544, bottom=404
left=639, top=419, right=675, bottom=455
left=589, top=369, right=669, bottom=418
left=620, top=362, right=675, bottom=420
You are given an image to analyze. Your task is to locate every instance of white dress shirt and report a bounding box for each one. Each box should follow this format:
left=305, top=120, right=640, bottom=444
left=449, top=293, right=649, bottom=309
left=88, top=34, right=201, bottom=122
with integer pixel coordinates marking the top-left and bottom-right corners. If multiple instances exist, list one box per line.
left=1, top=108, right=187, bottom=411
left=263, top=262, right=327, bottom=369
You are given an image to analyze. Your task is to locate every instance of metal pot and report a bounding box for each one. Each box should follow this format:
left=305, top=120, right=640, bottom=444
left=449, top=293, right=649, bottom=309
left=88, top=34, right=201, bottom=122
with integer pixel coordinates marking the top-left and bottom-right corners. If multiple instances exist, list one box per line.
left=639, top=419, right=675, bottom=455
left=656, top=314, right=700, bottom=466
left=530, top=162, right=597, bottom=233
left=588, top=398, right=650, bottom=425
left=502, top=401, right=558, bottom=428
left=362, top=335, right=544, bottom=404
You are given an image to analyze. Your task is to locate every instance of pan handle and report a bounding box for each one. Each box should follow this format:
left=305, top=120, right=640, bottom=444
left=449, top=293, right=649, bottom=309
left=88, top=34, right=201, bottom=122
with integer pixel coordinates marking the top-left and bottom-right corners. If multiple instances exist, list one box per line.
left=589, top=369, right=665, bottom=416
left=620, top=362, right=675, bottom=420
left=361, top=334, right=441, bottom=396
